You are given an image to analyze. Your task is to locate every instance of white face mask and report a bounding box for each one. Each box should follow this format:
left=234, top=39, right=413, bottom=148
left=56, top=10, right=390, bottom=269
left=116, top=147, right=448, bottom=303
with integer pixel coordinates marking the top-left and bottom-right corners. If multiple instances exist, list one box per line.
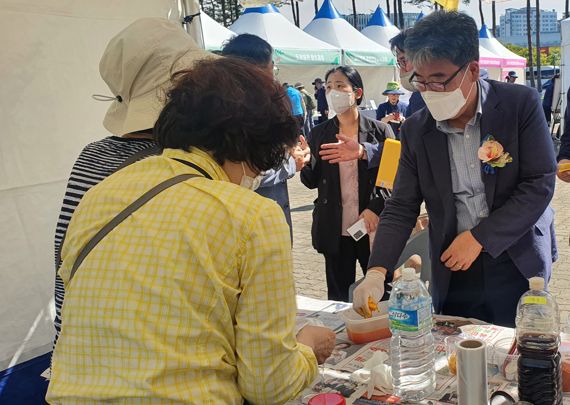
left=400, top=70, right=415, bottom=92
left=421, top=68, right=475, bottom=121
left=326, top=89, right=356, bottom=115
left=239, top=162, right=262, bottom=191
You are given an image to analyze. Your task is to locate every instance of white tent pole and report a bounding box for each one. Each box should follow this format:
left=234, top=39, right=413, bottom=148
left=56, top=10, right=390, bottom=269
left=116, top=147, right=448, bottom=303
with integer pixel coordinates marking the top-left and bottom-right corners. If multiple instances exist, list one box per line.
left=182, top=0, right=206, bottom=50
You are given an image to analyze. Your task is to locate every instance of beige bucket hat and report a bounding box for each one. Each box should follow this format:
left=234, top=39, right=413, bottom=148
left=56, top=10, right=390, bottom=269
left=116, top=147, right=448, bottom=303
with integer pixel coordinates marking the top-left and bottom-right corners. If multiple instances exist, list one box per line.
left=99, top=18, right=214, bottom=136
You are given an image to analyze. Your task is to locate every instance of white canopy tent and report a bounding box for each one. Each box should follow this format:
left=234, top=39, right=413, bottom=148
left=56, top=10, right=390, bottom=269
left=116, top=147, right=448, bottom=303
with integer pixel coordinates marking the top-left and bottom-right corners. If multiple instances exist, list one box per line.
left=479, top=24, right=526, bottom=81
left=303, top=0, right=396, bottom=107
left=202, top=9, right=236, bottom=50
left=561, top=17, right=570, bottom=133
left=0, top=0, right=216, bottom=372
left=479, top=46, right=503, bottom=81
left=360, top=6, right=400, bottom=50
left=229, top=5, right=341, bottom=89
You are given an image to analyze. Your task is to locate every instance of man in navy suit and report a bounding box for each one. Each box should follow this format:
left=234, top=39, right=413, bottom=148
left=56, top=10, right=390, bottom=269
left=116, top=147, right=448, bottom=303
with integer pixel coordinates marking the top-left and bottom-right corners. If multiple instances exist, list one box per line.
left=353, top=11, right=557, bottom=327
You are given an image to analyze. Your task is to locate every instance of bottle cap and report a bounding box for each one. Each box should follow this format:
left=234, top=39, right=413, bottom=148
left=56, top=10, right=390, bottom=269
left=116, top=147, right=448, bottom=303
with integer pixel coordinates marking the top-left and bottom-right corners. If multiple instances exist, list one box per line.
left=402, top=267, right=416, bottom=281
left=528, top=277, right=544, bottom=291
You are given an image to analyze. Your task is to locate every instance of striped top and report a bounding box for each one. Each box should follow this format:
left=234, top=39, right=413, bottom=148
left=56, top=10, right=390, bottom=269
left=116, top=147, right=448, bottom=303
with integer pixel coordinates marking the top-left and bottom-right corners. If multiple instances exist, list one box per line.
left=436, top=83, right=489, bottom=234
left=53, top=136, right=156, bottom=341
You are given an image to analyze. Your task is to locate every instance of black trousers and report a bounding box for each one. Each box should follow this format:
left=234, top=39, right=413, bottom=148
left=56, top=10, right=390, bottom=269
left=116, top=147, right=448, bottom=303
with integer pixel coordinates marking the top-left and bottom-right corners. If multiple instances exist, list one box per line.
left=323, top=236, right=370, bottom=302
left=441, top=252, right=529, bottom=327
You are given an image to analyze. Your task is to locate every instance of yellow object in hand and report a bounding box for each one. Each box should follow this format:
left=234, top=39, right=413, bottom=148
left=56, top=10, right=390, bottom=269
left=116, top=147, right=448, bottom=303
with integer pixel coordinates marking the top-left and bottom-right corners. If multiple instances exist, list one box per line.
left=559, top=162, right=570, bottom=173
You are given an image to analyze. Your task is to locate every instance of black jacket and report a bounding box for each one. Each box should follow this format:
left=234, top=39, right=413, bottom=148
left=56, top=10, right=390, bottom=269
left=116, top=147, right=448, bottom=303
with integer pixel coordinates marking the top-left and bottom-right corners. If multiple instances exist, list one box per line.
left=558, top=88, right=570, bottom=161
left=301, top=114, right=390, bottom=255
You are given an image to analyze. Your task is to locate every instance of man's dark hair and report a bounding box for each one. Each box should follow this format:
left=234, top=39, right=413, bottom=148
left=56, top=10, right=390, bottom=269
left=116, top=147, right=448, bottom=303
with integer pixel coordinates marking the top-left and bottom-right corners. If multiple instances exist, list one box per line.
left=388, top=30, right=408, bottom=54
left=221, top=33, right=273, bottom=67
left=324, top=66, right=365, bottom=106
left=154, top=58, right=297, bottom=172
left=405, top=11, right=479, bottom=68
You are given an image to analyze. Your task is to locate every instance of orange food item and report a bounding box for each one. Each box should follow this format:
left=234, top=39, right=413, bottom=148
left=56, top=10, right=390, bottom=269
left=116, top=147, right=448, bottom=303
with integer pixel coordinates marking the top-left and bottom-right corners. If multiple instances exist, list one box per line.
left=346, top=327, right=392, bottom=344
left=448, top=352, right=457, bottom=375
left=368, top=297, right=378, bottom=314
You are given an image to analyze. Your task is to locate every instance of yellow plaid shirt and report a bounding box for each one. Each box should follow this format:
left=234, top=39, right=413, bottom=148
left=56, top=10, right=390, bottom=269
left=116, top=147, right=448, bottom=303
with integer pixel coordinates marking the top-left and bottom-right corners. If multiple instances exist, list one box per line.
left=47, top=148, right=317, bottom=404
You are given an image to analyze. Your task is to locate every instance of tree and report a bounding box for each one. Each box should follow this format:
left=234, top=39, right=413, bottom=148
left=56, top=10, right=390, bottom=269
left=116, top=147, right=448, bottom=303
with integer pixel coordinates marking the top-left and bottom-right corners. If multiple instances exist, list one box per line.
left=478, top=0, right=484, bottom=27
left=386, top=0, right=390, bottom=19
left=398, top=0, right=404, bottom=28
left=201, top=0, right=242, bottom=26
left=314, top=0, right=318, bottom=15
left=535, top=0, right=541, bottom=92
left=526, top=0, right=536, bottom=88
left=352, top=0, right=358, bottom=29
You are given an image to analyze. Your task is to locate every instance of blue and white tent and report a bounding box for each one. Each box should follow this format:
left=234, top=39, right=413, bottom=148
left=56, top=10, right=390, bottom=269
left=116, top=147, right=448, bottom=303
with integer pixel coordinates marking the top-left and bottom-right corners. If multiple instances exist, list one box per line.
left=479, top=24, right=525, bottom=81
left=229, top=5, right=341, bottom=65
left=303, top=0, right=394, bottom=67
left=360, top=6, right=400, bottom=50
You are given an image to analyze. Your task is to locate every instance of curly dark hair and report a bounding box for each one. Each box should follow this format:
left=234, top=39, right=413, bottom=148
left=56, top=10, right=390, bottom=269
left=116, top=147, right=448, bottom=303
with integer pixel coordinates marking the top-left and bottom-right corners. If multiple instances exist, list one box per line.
left=154, top=57, right=298, bottom=172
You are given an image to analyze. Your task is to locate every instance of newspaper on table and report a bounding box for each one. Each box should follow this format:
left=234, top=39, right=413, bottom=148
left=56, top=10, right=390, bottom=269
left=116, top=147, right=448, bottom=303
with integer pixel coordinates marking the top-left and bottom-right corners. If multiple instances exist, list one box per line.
left=290, top=306, right=570, bottom=405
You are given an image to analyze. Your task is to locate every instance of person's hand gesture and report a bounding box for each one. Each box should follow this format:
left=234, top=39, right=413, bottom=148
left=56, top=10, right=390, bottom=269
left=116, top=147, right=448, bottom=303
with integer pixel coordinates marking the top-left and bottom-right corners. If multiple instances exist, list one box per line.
left=440, top=230, right=483, bottom=271
left=296, top=325, right=336, bottom=364
left=319, top=134, right=360, bottom=163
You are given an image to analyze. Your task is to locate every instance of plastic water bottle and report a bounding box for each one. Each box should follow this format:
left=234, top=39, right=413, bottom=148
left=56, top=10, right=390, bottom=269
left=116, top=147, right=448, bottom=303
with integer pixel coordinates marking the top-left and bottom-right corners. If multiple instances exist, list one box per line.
left=388, top=267, right=436, bottom=400
left=516, top=276, right=563, bottom=405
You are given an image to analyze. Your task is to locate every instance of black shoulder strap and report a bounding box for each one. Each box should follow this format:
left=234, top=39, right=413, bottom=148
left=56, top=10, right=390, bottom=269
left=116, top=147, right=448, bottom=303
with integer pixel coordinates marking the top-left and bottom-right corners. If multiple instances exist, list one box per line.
left=68, top=173, right=200, bottom=283
left=116, top=144, right=164, bottom=171
left=170, top=158, right=213, bottom=179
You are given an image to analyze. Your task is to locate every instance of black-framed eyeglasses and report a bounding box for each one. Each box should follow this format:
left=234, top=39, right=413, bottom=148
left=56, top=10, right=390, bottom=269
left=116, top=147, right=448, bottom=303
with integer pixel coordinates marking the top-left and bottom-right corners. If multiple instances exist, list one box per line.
left=410, top=63, right=467, bottom=92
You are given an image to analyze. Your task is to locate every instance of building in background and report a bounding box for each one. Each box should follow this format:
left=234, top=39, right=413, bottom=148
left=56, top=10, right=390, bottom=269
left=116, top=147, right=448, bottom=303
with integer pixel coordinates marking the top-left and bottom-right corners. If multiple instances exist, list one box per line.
left=342, top=12, right=420, bottom=31
left=498, top=7, right=561, bottom=47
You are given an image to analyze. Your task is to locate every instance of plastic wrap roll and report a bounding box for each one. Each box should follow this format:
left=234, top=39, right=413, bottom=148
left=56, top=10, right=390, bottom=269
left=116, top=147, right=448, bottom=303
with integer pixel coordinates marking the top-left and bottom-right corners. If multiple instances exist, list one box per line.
left=457, top=339, right=488, bottom=405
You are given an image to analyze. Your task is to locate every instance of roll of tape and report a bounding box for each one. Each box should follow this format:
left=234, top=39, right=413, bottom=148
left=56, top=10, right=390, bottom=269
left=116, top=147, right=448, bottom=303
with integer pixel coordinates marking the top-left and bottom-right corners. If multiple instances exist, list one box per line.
left=457, top=339, right=488, bottom=405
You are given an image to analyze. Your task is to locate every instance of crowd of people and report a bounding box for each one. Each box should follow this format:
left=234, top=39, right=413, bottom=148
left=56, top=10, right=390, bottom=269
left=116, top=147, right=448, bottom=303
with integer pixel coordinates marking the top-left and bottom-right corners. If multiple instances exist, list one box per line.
left=47, top=10, right=569, bottom=405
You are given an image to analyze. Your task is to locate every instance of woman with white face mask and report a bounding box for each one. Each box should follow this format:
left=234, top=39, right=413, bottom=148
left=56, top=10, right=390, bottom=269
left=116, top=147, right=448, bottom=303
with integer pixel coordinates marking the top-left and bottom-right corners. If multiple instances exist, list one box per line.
left=300, top=66, right=395, bottom=302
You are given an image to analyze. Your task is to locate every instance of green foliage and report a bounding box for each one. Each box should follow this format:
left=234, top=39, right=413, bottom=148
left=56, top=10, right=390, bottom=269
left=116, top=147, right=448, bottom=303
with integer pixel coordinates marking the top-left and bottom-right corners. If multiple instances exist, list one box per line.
left=202, top=0, right=242, bottom=27
left=504, top=43, right=561, bottom=67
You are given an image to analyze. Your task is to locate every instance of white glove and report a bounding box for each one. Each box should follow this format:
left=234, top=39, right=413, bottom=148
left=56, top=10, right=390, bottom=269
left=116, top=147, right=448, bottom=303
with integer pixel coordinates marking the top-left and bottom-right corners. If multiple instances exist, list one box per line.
left=353, top=271, right=386, bottom=318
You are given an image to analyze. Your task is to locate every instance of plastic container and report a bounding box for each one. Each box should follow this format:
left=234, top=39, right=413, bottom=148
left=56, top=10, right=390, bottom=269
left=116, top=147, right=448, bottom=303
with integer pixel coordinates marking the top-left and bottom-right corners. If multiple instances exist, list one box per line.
left=492, top=337, right=519, bottom=381
left=515, top=276, right=563, bottom=405
left=308, top=393, right=346, bottom=405
left=339, top=301, right=391, bottom=344
left=388, top=268, right=436, bottom=401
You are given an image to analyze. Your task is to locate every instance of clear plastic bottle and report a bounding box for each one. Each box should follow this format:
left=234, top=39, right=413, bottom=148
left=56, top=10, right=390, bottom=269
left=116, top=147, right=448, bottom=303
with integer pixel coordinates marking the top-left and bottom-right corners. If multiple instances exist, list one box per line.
left=388, top=268, right=436, bottom=401
left=515, top=276, right=563, bottom=405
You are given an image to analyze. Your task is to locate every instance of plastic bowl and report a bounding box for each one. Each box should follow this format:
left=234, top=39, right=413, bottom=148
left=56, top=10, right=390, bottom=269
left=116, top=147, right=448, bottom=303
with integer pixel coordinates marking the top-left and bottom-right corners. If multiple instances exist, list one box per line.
left=339, top=302, right=391, bottom=344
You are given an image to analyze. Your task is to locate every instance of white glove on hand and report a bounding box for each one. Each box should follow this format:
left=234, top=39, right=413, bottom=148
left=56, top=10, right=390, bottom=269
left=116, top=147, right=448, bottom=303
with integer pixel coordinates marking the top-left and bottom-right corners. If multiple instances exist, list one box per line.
left=353, top=271, right=386, bottom=318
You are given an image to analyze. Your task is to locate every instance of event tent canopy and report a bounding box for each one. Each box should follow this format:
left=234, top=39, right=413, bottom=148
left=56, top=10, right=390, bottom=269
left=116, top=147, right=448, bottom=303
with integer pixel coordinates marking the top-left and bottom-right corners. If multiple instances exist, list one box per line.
left=479, top=24, right=526, bottom=69
left=360, top=6, right=400, bottom=50
left=201, top=9, right=235, bottom=50
left=303, top=0, right=394, bottom=66
left=229, top=5, right=341, bottom=65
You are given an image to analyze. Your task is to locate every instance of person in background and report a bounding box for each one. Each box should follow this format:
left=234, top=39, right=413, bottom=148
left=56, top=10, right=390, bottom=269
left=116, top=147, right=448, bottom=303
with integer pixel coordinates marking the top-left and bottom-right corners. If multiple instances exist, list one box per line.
left=479, top=68, right=489, bottom=80
left=354, top=11, right=557, bottom=327
left=301, top=66, right=394, bottom=302
left=284, top=82, right=307, bottom=132
left=558, top=85, right=570, bottom=183
left=376, top=81, right=408, bottom=138
left=296, top=82, right=316, bottom=139
left=313, top=77, right=329, bottom=123
left=542, top=73, right=560, bottom=126
left=505, top=70, right=518, bottom=83
left=47, top=55, right=335, bottom=404
left=389, top=30, right=426, bottom=117
left=52, top=18, right=211, bottom=346
left=221, top=34, right=310, bottom=240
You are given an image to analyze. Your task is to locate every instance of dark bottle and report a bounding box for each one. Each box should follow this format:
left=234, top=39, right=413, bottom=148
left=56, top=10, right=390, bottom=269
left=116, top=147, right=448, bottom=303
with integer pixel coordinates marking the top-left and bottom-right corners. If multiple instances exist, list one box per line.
left=515, top=277, right=562, bottom=405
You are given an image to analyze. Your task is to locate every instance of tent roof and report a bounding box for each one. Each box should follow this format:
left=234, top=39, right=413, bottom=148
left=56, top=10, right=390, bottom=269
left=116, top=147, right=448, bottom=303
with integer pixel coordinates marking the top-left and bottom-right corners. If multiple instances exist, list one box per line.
left=201, top=11, right=235, bottom=50
left=229, top=5, right=341, bottom=64
left=303, top=0, right=393, bottom=65
left=366, top=6, right=395, bottom=28
left=479, top=24, right=526, bottom=68
left=361, top=7, right=400, bottom=49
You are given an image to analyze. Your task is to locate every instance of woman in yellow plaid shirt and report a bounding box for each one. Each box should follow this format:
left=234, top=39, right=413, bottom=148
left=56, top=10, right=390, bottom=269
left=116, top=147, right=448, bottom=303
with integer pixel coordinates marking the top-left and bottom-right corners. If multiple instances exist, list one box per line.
left=48, top=20, right=334, bottom=405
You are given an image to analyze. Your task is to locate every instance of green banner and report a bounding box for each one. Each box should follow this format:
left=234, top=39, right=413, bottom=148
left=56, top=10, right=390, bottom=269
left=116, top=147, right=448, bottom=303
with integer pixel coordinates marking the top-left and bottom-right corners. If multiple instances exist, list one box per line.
left=343, top=50, right=396, bottom=67
left=273, top=48, right=341, bottom=65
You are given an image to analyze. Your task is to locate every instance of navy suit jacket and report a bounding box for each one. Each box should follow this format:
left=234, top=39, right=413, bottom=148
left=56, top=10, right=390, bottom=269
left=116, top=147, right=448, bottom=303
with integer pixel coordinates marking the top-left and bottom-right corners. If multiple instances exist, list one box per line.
left=558, top=86, right=570, bottom=161
left=369, top=79, right=557, bottom=312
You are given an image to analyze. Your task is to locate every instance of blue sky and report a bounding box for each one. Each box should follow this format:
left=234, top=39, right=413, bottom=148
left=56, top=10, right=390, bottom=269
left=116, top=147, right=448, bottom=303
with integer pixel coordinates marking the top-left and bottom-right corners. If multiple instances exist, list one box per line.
left=279, top=0, right=567, bottom=29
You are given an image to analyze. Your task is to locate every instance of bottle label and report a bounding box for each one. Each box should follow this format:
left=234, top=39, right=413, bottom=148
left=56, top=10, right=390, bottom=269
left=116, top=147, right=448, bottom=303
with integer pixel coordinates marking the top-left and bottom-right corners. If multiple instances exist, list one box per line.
left=389, top=304, right=432, bottom=332
left=523, top=296, right=548, bottom=305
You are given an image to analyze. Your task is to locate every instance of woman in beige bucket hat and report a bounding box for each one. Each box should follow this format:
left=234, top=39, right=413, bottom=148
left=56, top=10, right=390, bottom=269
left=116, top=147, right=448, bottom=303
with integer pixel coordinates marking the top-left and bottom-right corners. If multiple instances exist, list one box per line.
left=53, top=17, right=213, bottom=346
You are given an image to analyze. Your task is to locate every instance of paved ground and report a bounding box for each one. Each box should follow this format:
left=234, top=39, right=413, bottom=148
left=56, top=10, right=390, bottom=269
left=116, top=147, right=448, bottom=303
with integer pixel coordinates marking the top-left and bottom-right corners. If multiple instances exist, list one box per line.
left=290, top=175, right=570, bottom=330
